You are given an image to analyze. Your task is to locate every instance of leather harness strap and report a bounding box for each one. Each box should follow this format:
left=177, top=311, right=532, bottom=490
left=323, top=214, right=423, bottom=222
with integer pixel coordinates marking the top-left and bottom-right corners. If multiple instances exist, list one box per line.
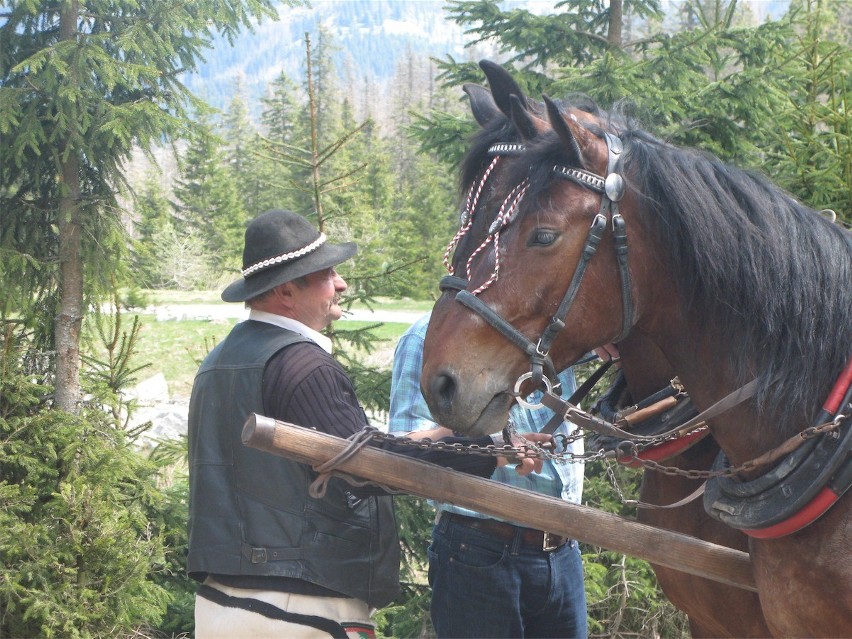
left=536, top=377, right=761, bottom=444
left=538, top=359, right=614, bottom=435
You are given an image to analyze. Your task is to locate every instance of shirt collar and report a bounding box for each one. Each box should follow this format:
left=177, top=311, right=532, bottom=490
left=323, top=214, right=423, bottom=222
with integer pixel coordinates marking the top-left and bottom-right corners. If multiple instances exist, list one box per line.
left=248, top=309, right=333, bottom=354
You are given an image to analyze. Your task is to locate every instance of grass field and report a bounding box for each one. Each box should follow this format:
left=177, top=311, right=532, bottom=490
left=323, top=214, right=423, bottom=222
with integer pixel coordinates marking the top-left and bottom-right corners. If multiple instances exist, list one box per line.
left=135, top=288, right=436, bottom=313
left=119, top=291, right=430, bottom=397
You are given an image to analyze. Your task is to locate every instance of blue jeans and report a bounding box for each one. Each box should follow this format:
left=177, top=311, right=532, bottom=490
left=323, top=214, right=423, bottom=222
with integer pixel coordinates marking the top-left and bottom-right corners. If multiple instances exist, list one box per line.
left=428, top=514, right=588, bottom=638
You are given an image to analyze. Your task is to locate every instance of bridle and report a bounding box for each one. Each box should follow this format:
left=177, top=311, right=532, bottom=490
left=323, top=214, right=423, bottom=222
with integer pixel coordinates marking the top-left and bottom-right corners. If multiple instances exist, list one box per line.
left=437, top=133, right=754, bottom=446
left=441, top=131, right=634, bottom=393
left=441, top=142, right=528, bottom=295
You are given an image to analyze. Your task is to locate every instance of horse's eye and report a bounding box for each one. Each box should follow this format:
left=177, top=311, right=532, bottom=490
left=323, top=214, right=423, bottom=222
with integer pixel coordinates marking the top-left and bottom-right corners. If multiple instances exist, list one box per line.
left=529, top=228, right=558, bottom=246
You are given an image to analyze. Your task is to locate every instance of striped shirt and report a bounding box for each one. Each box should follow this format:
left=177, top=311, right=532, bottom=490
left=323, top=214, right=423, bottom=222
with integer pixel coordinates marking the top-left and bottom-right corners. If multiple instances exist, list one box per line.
left=256, top=313, right=498, bottom=477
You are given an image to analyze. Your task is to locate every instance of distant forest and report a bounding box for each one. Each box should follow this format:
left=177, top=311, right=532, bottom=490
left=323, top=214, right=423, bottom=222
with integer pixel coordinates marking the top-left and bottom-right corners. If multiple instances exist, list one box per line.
left=182, top=0, right=475, bottom=114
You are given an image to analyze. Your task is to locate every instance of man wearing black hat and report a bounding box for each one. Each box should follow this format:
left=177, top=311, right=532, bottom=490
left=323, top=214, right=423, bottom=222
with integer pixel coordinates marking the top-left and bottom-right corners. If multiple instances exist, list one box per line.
left=187, top=210, right=547, bottom=638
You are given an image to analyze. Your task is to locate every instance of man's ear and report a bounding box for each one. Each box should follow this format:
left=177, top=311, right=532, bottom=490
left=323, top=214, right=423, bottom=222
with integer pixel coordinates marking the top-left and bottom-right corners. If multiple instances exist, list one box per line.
left=266, top=282, right=295, bottom=312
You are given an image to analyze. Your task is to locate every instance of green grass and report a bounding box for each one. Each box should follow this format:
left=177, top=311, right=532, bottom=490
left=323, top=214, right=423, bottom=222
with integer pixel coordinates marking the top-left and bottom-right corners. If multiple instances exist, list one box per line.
left=130, top=314, right=237, bottom=397
left=108, top=290, right=430, bottom=397
left=338, top=320, right=411, bottom=341
left=125, top=313, right=413, bottom=398
left=347, top=298, right=434, bottom=312
left=131, top=288, right=435, bottom=313
left=132, top=289, right=225, bottom=305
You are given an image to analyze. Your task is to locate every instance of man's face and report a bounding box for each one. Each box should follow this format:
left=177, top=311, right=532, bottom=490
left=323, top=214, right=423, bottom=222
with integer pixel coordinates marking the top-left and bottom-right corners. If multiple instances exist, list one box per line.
left=289, top=267, right=347, bottom=331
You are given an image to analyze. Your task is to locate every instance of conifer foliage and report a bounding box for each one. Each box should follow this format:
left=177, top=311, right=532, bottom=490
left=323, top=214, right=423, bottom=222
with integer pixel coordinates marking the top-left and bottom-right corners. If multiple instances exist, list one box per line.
left=0, top=323, right=171, bottom=637
left=0, top=0, right=279, bottom=412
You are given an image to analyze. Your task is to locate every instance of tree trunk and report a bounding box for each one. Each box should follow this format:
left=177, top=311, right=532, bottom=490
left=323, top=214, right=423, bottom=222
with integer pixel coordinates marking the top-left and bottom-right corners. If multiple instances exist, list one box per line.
left=304, top=33, right=325, bottom=228
left=55, top=0, right=83, bottom=413
left=609, top=0, right=623, bottom=47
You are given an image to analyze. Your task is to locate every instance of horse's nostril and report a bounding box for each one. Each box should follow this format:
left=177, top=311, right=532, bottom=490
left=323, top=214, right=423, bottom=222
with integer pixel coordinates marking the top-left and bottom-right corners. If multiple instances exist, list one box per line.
left=430, top=372, right=457, bottom=413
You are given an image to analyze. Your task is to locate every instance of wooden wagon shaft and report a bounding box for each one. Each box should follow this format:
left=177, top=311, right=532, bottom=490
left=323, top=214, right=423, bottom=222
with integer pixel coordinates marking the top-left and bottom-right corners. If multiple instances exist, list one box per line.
left=242, top=414, right=757, bottom=593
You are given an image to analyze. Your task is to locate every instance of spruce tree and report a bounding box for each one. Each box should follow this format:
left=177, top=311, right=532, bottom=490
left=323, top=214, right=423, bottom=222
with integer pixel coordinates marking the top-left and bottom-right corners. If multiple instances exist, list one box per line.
left=132, top=172, right=176, bottom=289
left=764, top=0, right=852, bottom=221
left=172, top=118, right=247, bottom=275
left=221, top=80, right=267, bottom=217
left=0, top=0, right=279, bottom=412
left=0, top=322, right=175, bottom=637
left=257, top=70, right=304, bottom=211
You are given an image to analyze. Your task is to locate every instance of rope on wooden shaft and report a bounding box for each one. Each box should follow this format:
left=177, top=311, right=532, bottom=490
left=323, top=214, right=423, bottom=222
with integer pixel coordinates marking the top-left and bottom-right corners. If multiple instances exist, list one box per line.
left=308, top=427, right=403, bottom=498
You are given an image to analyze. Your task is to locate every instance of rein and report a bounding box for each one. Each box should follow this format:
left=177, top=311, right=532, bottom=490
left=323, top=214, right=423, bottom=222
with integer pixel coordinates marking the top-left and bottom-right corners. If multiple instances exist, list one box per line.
left=536, top=376, right=760, bottom=444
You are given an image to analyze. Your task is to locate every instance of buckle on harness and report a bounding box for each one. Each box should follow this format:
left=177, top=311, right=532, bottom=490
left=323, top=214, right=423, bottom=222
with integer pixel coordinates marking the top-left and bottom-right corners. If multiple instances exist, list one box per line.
left=250, top=547, right=267, bottom=564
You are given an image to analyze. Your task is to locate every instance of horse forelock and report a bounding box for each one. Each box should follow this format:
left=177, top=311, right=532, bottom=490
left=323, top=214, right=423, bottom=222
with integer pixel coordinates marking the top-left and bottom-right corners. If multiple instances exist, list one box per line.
left=454, top=97, right=606, bottom=270
left=459, top=118, right=517, bottom=197
left=623, top=130, right=852, bottom=434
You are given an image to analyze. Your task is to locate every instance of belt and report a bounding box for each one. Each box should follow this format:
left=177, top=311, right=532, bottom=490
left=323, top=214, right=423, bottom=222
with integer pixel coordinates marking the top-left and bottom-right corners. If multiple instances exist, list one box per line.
left=443, top=513, right=569, bottom=551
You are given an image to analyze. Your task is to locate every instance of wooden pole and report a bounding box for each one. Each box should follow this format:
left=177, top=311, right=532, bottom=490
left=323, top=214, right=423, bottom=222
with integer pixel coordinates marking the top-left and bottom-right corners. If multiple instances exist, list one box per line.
left=242, top=414, right=757, bottom=592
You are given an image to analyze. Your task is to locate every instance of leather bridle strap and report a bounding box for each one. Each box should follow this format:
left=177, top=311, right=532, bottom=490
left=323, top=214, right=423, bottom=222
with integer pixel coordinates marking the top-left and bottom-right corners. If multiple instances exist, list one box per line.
left=538, top=359, right=614, bottom=435
left=456, top=212, right=609, bottom=389
left=612, top=213, right=633, bottom=342
left=441, top=273, right=615, bottom=413
left=533, top=213, right=608, bottom=372
left=539, top=377, right=762, bottom=443
left=439, top=275, right=469, bottom=293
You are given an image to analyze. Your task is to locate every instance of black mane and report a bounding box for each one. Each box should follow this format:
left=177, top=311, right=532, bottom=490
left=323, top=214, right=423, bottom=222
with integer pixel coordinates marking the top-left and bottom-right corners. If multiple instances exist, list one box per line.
left=519, top=112, right=852, bottom=435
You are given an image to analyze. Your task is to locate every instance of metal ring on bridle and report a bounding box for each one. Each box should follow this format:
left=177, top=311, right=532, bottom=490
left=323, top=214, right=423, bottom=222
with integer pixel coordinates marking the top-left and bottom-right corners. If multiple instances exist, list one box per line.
left=513, top=372, right=552, bottom=410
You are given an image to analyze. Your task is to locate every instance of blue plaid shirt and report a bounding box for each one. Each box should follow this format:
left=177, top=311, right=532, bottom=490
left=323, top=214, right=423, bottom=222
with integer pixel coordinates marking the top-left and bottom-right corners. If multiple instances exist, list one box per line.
left=388, top=313, right=584, bottom=523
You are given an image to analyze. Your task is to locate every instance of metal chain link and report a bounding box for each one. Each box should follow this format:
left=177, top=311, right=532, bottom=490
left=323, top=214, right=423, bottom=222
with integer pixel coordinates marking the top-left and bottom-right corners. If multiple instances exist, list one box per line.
left=368, top=413, right=849, bottom=482
left=627, top=415, right=849, bottom=479
left=366, top=429, right=596, bottom=463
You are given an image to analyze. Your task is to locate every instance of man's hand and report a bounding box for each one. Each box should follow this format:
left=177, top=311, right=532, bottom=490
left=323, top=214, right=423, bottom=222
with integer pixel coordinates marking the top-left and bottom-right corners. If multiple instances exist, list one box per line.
left=405, top=426, right=454, bottom=441
left=495, top=432, right=553, bottom=476
left=594, top=343, right=620, bottom=362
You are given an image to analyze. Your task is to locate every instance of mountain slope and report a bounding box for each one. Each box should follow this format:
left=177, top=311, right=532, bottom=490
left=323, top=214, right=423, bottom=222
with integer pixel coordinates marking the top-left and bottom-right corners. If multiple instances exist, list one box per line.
left=183, top=0, right=473, bottom=112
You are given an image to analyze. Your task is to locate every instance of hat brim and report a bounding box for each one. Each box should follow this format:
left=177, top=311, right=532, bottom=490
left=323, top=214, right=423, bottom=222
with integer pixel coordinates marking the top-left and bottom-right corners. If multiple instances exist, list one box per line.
left=221, top=241, right=357, bottom=303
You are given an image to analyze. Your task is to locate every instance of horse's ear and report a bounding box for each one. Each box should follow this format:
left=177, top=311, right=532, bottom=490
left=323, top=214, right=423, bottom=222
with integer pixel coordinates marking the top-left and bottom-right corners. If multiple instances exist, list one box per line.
left=479, top=59, right=530, bottom=117
left=463, top=83, right=501, bottom=127
left=509, top=94, right=538, bottom=140
left=544, top=94, right=586, bottom=168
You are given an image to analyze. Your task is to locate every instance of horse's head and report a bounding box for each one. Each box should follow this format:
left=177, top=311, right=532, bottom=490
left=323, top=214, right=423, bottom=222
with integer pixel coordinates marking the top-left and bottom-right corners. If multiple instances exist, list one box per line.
left=448, top=61, right=606, bottom=285
left=423, top=64, right=665, bottom=436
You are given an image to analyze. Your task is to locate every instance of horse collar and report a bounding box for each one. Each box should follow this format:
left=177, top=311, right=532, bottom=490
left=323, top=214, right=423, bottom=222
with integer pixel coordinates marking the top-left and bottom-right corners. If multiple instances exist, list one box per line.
left=705, top=357, right=852, bottom=538
left=704, top=418, right=852, bottom=538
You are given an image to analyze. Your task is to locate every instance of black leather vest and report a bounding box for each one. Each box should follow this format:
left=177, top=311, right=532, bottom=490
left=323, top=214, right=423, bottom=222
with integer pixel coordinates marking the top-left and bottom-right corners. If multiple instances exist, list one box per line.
left=186, top=320, right=401, bottom=608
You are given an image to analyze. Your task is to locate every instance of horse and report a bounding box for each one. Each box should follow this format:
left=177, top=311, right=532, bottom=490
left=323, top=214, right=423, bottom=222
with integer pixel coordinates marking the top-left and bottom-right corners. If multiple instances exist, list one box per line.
left=422, top=62, right=852, bottom=637
left=448, top=60, right=770, bottom=637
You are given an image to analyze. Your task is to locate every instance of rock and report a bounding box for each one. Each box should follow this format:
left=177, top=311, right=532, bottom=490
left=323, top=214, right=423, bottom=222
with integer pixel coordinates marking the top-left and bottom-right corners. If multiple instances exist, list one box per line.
left=127, top=372, right=170, bottom=404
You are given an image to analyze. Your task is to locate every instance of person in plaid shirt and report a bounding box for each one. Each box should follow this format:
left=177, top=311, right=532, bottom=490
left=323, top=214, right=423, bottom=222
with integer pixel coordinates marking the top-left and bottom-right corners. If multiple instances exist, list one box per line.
left=389, top=312, right=588, bottom=638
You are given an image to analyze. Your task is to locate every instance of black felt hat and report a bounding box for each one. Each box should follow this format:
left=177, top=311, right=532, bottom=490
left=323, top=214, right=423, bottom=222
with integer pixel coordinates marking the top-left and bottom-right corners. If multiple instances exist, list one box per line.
left=221, top=210, right=356, bottom=303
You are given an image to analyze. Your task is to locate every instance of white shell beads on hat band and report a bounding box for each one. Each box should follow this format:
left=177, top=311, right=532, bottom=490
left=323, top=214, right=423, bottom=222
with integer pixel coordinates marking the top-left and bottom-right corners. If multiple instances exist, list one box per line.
left=241, top=233, right=327, bottom=277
